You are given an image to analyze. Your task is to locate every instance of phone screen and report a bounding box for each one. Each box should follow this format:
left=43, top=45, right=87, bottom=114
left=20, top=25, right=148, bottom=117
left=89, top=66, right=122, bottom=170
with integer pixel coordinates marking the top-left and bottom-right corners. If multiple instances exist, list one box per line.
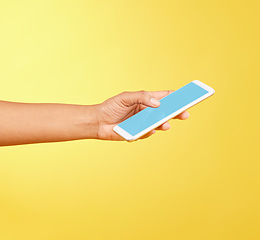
left=118, top=82, right=209, bottom=136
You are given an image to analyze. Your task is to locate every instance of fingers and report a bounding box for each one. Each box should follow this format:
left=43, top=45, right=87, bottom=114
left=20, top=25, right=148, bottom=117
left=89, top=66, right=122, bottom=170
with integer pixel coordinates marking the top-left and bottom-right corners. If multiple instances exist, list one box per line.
left=153, top=110, right=190, bottom=131
left=155, top=110, right=190, bottom=131
left=156, top=121, right=171, bottom=131
left=174, top=111, right=190, bottom=120
left=119, top=91, right=160, bottom=108
left=136, top=112, right=190, bottom=140
left=140, top=122, right=170, bottom=140
left=140, top=129, right=156, bottom=139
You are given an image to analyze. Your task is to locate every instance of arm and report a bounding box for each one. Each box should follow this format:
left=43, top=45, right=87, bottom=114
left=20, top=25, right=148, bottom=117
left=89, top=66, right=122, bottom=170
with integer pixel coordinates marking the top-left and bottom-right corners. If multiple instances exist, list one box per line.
left=0, top=100, right=99, bottom=146
left=0, top=91, right=189, bottom=146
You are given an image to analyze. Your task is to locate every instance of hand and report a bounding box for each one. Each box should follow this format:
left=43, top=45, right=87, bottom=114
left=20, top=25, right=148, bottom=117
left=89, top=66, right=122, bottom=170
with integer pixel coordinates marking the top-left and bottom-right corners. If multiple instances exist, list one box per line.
left=96, top=90, right=190, bottom=141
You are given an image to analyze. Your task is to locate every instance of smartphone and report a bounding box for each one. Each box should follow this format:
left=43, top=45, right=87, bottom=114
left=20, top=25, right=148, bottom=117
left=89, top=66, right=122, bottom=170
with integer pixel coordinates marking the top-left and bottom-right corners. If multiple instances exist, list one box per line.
left=113, top=80, right=215, bottom=141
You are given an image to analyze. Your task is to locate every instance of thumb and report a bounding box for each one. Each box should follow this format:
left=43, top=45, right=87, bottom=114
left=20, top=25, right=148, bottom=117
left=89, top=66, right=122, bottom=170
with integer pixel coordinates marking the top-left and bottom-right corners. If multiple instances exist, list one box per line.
left=119, top=91, right=161, bottom=108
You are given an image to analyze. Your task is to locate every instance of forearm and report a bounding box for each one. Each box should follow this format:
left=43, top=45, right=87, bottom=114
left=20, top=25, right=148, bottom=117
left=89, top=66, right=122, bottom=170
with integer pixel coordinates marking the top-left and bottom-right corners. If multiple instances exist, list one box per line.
left=0, top=101, right=100, bottom=146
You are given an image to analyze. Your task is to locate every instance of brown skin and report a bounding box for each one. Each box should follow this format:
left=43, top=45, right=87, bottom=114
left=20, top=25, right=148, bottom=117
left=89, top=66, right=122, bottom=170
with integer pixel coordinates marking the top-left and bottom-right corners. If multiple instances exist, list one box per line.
left=0, top=90, right=189, bottom=146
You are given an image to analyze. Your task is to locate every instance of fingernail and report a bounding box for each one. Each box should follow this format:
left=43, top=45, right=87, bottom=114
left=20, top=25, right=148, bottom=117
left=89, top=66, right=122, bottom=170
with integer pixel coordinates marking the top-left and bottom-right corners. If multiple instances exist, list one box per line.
left=150, top=98, right=160, bottom=106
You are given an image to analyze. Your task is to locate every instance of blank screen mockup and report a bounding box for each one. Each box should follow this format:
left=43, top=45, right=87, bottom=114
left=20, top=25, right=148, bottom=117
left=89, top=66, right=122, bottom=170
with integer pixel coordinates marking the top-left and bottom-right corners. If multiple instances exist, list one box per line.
left=118, top=82, right=209, bottom=136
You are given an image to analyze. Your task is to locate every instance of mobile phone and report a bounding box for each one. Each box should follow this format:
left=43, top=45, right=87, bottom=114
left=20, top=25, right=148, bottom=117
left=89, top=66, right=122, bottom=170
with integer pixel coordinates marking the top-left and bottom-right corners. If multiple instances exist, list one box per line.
left=113, top=80, right=215, bottom=141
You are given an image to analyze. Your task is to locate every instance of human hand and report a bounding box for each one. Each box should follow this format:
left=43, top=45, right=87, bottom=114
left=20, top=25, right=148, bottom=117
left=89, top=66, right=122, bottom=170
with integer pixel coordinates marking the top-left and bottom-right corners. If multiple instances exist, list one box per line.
left=96, top=90, right=189, bottom=141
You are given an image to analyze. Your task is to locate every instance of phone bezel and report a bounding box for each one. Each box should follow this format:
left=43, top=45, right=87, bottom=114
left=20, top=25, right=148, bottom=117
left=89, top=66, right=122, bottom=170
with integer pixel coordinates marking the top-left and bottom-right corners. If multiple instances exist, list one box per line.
left=113, top=80, right=215, bottom=141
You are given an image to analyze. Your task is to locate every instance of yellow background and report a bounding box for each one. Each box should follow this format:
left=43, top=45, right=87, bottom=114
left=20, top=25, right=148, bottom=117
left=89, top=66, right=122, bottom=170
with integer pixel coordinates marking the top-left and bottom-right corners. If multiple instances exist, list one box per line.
left=0, top=0, right=259, bottom=239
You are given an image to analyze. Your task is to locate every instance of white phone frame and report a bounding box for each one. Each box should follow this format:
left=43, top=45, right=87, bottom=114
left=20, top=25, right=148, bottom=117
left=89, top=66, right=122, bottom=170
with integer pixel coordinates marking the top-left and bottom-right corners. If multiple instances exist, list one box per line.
left=113, top=80, right=215, bottom=141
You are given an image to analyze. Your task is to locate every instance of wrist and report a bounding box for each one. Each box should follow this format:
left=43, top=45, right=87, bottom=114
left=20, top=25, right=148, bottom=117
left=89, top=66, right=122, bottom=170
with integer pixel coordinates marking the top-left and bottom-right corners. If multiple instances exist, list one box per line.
left=79, top=104, right=101, bottom=140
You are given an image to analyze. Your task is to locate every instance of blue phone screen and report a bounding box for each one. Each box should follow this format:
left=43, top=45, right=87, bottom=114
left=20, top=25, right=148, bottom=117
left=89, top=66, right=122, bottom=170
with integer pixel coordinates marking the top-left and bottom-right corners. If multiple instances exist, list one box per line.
left=118, top=82, right=209, bottom=136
